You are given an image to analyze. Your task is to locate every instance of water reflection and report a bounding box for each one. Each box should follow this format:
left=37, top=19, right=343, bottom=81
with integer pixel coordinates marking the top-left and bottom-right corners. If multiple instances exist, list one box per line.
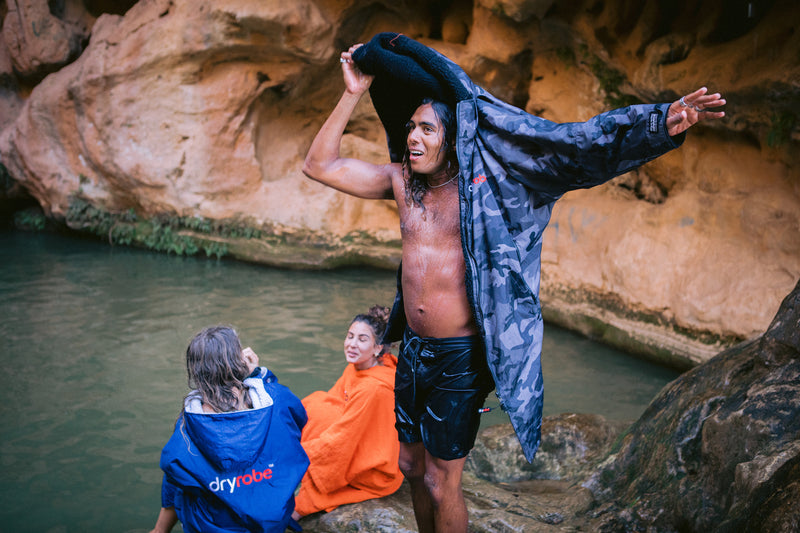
left=0, top=230, right=678, bottom=532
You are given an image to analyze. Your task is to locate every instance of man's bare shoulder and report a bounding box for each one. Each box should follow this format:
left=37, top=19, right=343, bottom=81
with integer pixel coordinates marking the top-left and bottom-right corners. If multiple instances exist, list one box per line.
left=386, top=162, right=404, bottom=177
left=386, top=163, right=406, bottom=200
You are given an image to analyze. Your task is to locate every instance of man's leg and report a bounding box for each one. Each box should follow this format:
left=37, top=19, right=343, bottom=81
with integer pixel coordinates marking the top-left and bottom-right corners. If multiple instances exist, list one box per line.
left=424, top=452, right=468, bottom=533
left=399, top=442, right=469, bottom=533
left=399, top=442, right=435, bottom=533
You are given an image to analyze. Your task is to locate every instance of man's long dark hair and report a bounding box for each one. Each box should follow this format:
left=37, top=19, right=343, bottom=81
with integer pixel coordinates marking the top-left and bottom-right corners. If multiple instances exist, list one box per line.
left=402, top=98, right=459, bottom=210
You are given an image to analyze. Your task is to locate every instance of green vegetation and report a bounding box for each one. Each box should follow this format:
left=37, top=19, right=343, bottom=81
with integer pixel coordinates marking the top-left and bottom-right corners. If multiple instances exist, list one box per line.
left=64, top=196, right=272, bottom=258
left=555, top=46, right=576, bottom=69
left=767, top=111, right=797, bottom=147
left=571, top=44, right=640, bottom=107
left=14, top=207, right=47, bottom=231
left=588, top=55, right=641, bottom=108
left=62, top=196, right=402, bottom=270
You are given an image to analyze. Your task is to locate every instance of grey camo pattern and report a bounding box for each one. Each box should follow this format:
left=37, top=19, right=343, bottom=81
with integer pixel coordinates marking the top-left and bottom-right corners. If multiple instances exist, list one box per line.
left=454, top=74, right=680, bottom=462
left=361, top=34, right=683, bottom=462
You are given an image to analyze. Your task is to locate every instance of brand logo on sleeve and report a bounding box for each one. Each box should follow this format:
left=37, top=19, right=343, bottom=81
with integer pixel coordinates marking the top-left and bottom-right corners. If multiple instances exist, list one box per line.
left=209, top=465, right=273, bottom=494
left=649, top=112, right=659, bottom=133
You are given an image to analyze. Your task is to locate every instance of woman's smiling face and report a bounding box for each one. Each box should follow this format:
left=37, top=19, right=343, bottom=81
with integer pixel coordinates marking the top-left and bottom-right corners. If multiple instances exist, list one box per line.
left=344, top=320, right=380, bottom=370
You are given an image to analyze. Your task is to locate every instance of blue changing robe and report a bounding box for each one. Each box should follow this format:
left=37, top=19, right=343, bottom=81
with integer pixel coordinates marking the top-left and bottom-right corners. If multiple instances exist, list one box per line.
left=159, top=367, right=309, bottom=532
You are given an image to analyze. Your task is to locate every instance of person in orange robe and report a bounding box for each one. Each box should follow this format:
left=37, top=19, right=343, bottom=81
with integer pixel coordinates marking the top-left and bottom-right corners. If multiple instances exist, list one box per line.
left=292, top=305, right=403, bottom=518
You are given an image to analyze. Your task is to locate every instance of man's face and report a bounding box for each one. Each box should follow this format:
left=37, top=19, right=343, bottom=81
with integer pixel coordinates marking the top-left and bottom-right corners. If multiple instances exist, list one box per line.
left=406, top=104, right=447, bottom=175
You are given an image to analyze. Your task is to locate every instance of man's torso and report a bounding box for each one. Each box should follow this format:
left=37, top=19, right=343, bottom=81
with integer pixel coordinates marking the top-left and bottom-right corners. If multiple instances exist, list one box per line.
left=389, top=168, right=476, bottom=339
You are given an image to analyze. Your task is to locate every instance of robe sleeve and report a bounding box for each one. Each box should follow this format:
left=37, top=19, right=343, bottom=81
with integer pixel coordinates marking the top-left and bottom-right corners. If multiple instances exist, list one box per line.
left=161, top=473, right=178, bottom=508
left=283, top=385, right=308, bottom=433
left=301, top=377, right=395, bottom=495
left=473, top=99, right=684, bottom=207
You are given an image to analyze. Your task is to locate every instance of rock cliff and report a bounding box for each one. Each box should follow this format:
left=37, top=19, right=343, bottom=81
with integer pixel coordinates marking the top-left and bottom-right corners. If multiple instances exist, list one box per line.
left=1, top=0, right=798, bottom=367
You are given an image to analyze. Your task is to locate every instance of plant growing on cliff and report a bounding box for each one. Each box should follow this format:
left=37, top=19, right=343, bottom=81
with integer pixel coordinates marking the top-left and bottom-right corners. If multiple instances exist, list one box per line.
left=13, top=207, right=47, bottom=231
left=63, top=197, right=272, bottom=259
left=573, top=44, right=640, bottom=108
left=588, top=55, right=641, bottom=108
left=767, top=111, right=796, bottom=147
left=555, top=46, right=576, bottom=69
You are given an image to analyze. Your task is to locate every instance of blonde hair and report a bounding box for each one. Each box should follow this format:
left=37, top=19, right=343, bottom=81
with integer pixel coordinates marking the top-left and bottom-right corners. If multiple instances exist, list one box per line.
left=185, top=326, right=253, bottom=412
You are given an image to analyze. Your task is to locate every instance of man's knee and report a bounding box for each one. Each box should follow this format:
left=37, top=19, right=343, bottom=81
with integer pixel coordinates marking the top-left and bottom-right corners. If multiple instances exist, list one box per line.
left=398, top=443, right=426, bottom=481
left=422, top=456, right=466, bottom=505
left=399, top=456, right=424, bottom=480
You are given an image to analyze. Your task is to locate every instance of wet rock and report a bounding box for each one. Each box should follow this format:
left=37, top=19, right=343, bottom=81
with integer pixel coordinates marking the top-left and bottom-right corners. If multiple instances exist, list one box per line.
left=466, top=414, right=628, bottom=483
left=298, top=485, right=417, bottom=533
left=300, top=413, right=619, bottom=532
left=587, top=279, right=800, bottom=532
left=298, top=452, right=597, bottom=533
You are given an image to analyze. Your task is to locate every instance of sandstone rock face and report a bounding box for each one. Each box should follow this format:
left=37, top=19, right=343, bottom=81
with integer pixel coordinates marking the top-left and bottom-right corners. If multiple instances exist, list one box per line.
left=2, top=0, right=94, bottom=81
left=587, top=279, right=800, bottom=532
left=1, top=0, right=798, bottom=367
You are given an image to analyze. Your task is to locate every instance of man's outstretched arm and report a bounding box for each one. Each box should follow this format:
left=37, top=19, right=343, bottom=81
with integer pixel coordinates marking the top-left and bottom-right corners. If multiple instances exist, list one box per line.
left=477, top=85, right=726, bottom=204
left=302, top=45, right=395, bottom=200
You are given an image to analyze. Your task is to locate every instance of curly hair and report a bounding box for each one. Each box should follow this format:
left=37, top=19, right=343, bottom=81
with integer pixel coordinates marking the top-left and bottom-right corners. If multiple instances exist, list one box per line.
left=402, top=98, right=459, bottom=211
left=185, top=325, right=253, bottom=413
left=351, top=305, right=391, bottom=355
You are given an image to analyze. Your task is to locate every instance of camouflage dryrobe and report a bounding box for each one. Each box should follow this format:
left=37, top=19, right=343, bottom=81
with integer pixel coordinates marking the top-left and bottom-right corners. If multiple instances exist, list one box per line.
left=354, top=33, right=684, bottom=462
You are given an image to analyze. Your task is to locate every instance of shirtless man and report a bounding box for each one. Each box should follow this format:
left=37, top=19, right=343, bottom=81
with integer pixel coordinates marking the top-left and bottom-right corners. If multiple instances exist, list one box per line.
left=302, top=42, right=725, bottom=533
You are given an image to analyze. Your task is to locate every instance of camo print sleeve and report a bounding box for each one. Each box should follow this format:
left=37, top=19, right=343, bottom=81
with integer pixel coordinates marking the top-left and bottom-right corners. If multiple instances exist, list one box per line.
left=456, top=94, right=683, bottom=462
left=474, top=93, right=683, bottom=207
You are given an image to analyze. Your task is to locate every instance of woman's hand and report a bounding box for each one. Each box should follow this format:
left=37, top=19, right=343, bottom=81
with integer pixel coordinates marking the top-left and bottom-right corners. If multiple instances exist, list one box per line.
left=667, top=86, right=726, bottom=136
left=340, top=44, right=373, bottom=96
left=149, top=507, right=178, bottom=533
left=242, top=347, right=259, bottom=373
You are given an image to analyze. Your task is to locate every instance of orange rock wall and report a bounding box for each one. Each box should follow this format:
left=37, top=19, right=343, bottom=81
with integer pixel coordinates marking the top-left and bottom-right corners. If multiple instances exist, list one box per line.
left=1, top=0, right=798, bottom=364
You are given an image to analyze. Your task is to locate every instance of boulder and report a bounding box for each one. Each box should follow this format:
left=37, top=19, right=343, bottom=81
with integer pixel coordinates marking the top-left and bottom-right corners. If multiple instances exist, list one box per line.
left=465, top=414, right=628, bottom=483
left=2, top=0, right=94, bottom=81
left=586, top=279, right=800, bottom=532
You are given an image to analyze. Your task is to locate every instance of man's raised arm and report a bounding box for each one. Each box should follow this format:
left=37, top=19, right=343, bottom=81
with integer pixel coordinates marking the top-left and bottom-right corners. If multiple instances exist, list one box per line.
left=302, top=45, right=395, bottom=200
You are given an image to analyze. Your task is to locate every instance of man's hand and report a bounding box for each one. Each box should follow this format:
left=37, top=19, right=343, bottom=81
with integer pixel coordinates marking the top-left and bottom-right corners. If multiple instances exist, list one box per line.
left=667, top=87, right=726, bottom=137
left=340, top=44, right=374, bottom=96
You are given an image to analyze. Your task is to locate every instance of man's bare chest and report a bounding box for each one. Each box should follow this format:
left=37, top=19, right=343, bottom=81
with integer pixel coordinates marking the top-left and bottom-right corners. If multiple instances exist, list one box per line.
left=398, top=193, right=461, bottom=243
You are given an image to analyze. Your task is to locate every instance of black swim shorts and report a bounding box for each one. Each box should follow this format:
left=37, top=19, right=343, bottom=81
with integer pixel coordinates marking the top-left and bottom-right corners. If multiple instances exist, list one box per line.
left=395, top=326, right=495, bottom=460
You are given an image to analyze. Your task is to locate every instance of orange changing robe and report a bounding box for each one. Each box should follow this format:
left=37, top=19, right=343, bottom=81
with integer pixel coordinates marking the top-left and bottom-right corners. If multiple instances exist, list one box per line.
left=294, top=355, right=403, bottom=516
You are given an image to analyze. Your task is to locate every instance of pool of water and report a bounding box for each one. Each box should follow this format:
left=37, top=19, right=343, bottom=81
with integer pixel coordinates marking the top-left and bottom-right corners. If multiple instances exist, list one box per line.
left=0, top=230, right=679, bottom=532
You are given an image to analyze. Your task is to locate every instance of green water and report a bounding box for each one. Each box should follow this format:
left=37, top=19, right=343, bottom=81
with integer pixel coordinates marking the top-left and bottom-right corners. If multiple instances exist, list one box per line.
left=0, top=230, right=679, bottom=532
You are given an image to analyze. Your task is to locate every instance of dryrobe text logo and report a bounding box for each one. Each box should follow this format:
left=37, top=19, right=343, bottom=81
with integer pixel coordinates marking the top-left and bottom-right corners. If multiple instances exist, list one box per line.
left=209, top=466, right=273, bottom=493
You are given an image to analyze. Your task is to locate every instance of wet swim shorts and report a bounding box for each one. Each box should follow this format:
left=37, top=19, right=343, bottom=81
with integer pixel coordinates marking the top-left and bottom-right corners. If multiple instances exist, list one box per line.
left=395, top=326, right=495, bottom=460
